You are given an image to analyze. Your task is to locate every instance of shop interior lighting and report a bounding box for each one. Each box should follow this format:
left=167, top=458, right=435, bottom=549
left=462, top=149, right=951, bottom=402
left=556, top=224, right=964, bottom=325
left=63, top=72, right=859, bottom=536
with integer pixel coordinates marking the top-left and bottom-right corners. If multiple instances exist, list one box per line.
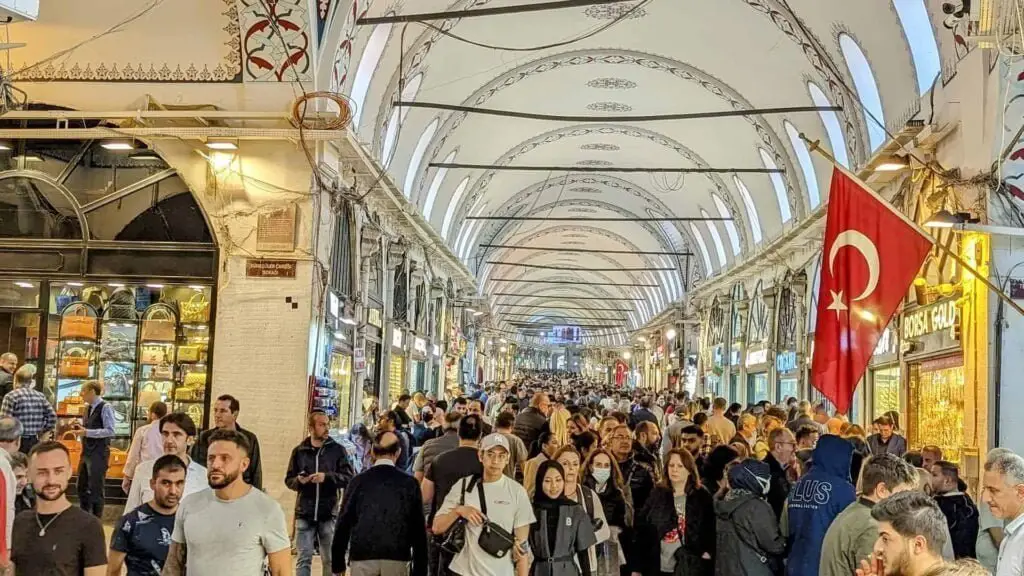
left=334, top=332, right=346, bottom=341
left=108, top=283, right=125, bottom=288
left=473, top=311, right=484, bottom=316
left=874, top=162, right=908, bottom=172
left=0, top=142, right=11, bottom=151
left=67, top=282, right=84, bottom=287
left=13, top=281, right=32, bottom=288
left=500, top=338, right=507, bottom=343
left=465, top=308, right=476, bottom=313
left=487, top=340, right=494, bottom=345
left=665, top=328, right=677, bottom=340
left=623, top=351, right=632, bottom=359
left=101, top=141, right=136, bottom=151
left=189, top=285, right=204, bottom=291
left=129, top=151, right=161, bottom=161
left=340, top=317, right=357, bottom=326
left=15, top=154, right=42, bottom=162
left=146, top=284, right=165, bottom=289
left=206, top=139, right=239, bottom=151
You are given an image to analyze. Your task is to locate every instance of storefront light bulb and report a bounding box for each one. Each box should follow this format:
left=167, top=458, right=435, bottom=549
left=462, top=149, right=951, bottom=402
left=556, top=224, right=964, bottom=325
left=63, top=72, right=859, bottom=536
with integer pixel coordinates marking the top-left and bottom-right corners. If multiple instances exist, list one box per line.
left=108, top=283, right=125, bottom=288
left=473, top=311, right=483, bottom=316
left=209, top=151, right=236, bottom=173
left=466, top=308, right=476, bottom=313
left=67, top=282, right=84, bottom=287
left=146, top=284, right=164, bottom=289
left=13, top=281, right=32, bottom=288
left=623, top=351, right=632, bottom=359
left=666, top=329, right=677, bottom=340
left=334, top=332, right=346, bottom=341
left=101, top=141, right=135, bottom=151
left=206, top=140, right=238, bottom=151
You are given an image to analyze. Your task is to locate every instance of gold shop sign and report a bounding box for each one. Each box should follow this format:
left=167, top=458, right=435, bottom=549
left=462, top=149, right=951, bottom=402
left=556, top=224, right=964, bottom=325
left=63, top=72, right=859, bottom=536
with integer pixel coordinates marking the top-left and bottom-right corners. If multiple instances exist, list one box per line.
left=903, top=298, right=958, bottom=340
left=367, top=308, right=383, bottom=329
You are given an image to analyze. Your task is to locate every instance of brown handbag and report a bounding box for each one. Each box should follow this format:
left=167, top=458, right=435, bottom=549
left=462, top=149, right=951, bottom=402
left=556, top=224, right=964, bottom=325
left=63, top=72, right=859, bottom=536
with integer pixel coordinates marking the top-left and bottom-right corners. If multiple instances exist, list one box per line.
left=61, top=304, right=98, bottom=340
left=59, top=431, right=82, bottom=471
left=59, top=348, right=91, bottom=378
left=141, top=304, right=177, bottom=342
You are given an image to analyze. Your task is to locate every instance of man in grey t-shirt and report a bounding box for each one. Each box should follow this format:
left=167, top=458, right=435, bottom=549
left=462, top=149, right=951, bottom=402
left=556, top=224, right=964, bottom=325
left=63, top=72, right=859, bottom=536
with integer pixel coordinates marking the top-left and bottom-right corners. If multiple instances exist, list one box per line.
left=163, top=429, right=290, bottom=575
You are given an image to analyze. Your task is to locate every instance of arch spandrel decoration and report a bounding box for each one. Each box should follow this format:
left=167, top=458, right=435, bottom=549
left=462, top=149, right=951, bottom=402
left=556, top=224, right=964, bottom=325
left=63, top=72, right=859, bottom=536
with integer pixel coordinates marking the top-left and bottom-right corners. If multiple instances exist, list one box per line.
left=777, top=281, right=798, bottom=351
left=748, top=281, right=770, bottom=344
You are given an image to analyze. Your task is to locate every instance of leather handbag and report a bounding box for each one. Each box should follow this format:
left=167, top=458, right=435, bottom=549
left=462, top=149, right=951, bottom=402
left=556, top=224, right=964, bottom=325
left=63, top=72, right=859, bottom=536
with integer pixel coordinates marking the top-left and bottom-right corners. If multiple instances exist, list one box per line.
left=141, top=304, right=177, bottom=342
left=107, top=448, right=128, bottom=478
left=61, top=304, right=98, bottom=340
left=186, top=404, right=204, bottom=427
left=99, top=331, right=135, bottom=362
left=137, top=383, right=162, bottom=408
left=177, top=344, right=203, bottom=363
left=58, top=392, right=86, bottom=416
left=183, top=371, right=207, bottom=389
left=141, top=345, right=168, bottom=364
left=151, top=362, right=174, bottom=381
left=440, top=477, right=471, bottom=555
left=105, top=287, right=137, bottom=320
left=55, top=286, right=77, bottom=314
left=101, top=364, right=131, bottom=398
left=475, top=480, right=516, bottom=559
left=180, top=292, right=210, bottom=323
left=60, top=347, right=91, bottom=378
left=59, top=431, right=82, bottom=471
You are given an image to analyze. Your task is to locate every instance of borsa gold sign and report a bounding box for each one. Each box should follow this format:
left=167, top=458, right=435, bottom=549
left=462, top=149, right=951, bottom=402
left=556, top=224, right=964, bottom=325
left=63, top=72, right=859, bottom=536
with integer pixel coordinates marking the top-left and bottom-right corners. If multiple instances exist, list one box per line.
left=902, top=299, right=958, bottom=340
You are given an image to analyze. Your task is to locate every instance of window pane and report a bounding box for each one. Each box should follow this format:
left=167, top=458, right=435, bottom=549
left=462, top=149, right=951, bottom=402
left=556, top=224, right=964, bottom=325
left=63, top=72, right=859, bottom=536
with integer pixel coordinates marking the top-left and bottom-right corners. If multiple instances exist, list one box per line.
left=700, top=208, right=727, bottom=267
left=784, top=121, right=821, bottom=209
left=839, top=34, right=887, bottom=151
left=0, top=176, right=82, bottom=239
left=892, top=0, right=941, bottom=94
left=441, top=176, right=470, bottom=240
left=733, top=176, right=763, bottom=244
left=809, top=83, right=850, bottom=168
left=404, top=118, right=439, bottom=198
left=689, top=223, right=714, bottom=273
left=350, top=23, right=392, bottom=127
left=711, top=194, right=741, bottom=255
left=759, top=149, right=792, bottom=223
left=423, top=150, right=456, bottom=221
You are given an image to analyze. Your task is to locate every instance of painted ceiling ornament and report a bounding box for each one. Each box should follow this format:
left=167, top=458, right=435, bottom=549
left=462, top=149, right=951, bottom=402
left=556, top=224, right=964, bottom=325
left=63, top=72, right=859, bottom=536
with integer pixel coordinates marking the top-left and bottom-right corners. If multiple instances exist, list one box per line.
left=577, top=160, right=613, bottom=166
left=587, top=77, right=638, bottom=90
left=587, top=101, right=633, bottom=113
left=570, top=187, right=603, bottom=193
left=584, top=3, right=648, bottom=19
left=240, top=0, right=312, bottom=82
left=580, top=143, right=620, bottom=151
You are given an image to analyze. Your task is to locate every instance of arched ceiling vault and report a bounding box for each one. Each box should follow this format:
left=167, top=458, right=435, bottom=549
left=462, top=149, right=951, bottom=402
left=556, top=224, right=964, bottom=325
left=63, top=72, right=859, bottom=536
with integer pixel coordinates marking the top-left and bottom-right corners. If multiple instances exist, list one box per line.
left=337, top=0, right=949, bottom=343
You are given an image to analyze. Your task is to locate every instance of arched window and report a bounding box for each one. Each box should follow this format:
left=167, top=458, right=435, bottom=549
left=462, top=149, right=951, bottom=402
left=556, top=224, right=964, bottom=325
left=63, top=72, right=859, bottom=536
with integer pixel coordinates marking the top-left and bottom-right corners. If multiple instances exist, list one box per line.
left=758, top=149, right=792, bottom=223
left=808, top=83, right=850, bottom=168
left=839, top=34, right=887, bottom=151
left=422, top=149, right=455, bottom=221
left=711, top=194, right=741, bottom=255
left=690, top=223, right=715, bottom=274
left=784, top=121, right=821, bottom=209
left=892, top=0, right=941, bottom=94
left=734, top=175, right=763, bottom=244
left=381, top=73, right=423, bottom=166
left=441, top=176, right=470, bottom=239
left=349, top=23, right=392, bottom=128
left=404, top=118, right=439, bottom=198
left=700, top=208, right=727, bottom=267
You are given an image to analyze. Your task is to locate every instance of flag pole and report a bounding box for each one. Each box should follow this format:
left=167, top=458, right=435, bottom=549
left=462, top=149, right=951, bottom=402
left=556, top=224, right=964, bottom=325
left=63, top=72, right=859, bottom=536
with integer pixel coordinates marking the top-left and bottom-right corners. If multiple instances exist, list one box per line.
left=799, top=133, right=1024, bottom=318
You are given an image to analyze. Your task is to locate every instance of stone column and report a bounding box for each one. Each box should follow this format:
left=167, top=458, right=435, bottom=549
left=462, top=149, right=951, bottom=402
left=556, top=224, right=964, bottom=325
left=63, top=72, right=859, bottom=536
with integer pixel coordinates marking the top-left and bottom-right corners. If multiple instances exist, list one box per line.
left=378, top=238, right=393, bottom=410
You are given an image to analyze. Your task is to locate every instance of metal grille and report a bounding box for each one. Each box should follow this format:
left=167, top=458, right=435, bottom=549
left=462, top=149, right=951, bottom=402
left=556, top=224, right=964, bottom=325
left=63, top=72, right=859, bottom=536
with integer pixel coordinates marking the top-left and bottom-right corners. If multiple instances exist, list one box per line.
left=330, top=203, right=353, bottom=296
left=393, top=265, right=408, bottom=323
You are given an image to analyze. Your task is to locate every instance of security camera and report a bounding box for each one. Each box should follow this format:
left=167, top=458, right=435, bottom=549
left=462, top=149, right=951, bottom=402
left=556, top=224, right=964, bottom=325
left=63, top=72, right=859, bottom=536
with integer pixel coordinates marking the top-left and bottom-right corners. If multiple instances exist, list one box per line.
left=942, top=0, right=970, bottom=17
left=942, top=2, right=959, bottom=15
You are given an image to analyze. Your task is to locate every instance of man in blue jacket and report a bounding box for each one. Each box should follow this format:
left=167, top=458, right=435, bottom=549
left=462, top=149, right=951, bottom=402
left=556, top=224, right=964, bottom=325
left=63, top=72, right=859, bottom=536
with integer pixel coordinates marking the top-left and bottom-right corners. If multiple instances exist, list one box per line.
left=784, top=434, right=856, bottom=576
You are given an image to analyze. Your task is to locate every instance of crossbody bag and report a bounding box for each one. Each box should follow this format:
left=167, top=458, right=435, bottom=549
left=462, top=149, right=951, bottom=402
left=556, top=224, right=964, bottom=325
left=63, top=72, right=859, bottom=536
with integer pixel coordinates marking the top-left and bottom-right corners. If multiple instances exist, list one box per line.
left=475, top=479, right=517, bottom=559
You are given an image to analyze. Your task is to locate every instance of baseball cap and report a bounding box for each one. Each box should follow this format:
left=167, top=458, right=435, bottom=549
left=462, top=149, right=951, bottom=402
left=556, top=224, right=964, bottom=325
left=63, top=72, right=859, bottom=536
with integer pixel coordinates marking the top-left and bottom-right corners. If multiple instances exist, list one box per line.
left=480, top=433, right=510, bottom=453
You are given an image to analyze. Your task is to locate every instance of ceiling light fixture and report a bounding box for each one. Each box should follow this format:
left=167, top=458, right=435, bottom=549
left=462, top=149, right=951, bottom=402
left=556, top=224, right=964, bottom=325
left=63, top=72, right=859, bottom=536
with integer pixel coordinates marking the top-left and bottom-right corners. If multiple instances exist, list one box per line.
left=15, top=154, right=42, bottom=162
left=206, top=139, right=239, bottom=151
left=466, top=308, right=476, bottom=313
left=108, top=283, right=125, bottom=288
left=129, top=151, right=161, bottom=161
left=67, top=282, right=84, bottom=287
left=473, top=311, right=484, bottom=316
left=0, top=142, right=11, bottom=151
left=874, top=162, right=908, bottom=172
left=146, top=284, right=164, bottom=289
left=13, top=281, right=32, bottom=288
left=101, top=141, right=136, bottom=151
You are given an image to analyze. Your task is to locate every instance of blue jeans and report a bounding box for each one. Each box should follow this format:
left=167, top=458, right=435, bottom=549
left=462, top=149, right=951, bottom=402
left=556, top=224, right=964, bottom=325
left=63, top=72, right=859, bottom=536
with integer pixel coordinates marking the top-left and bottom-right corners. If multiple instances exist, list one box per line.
left=296, top=516, right=335, bottom=576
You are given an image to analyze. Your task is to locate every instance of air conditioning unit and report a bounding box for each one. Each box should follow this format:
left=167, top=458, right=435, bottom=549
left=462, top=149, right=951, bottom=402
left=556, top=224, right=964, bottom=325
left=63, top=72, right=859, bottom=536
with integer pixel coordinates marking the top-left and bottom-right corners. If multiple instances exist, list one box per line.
left=0, top=0, right=36, bottom=21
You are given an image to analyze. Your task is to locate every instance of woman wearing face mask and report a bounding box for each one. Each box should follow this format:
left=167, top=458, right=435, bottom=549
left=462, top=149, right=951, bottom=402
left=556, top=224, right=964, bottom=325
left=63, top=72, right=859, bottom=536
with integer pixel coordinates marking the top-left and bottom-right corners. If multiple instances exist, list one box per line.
left=630, top=448, right=715, bottom=576
left=555, top=446, right=611, bottom=574
left=583, top=447, right=633, bottom=576
left=528, top=460, right=597, bottom=576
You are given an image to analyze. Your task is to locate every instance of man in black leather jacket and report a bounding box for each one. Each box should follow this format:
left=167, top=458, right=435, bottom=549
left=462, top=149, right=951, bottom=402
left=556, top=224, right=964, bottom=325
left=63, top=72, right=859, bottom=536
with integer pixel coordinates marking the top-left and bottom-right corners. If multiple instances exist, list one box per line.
left=513, top=392, right=550, bottom=457
left=285, top=410, right=355, bottom=576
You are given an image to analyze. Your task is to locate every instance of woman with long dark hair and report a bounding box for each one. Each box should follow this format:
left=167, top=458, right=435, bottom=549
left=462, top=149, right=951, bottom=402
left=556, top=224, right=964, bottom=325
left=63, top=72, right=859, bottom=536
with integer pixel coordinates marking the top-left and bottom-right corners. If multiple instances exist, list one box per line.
left=631, top=448, right=715, bottom=576
left=528, top=460, right=597, bottom=576
left=583, top=447, right=633, bottom=575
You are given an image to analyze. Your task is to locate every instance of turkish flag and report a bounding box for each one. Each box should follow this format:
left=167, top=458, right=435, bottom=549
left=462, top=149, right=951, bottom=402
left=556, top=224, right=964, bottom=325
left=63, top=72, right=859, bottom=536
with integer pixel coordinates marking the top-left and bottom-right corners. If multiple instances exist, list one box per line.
left=811, top=168, right=932, bottom=414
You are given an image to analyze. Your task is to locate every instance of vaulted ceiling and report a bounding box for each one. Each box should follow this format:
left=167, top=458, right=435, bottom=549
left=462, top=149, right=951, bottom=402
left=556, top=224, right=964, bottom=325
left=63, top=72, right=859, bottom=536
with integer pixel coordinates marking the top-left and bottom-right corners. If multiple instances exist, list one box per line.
left=332, top=0, right=953, bottom=346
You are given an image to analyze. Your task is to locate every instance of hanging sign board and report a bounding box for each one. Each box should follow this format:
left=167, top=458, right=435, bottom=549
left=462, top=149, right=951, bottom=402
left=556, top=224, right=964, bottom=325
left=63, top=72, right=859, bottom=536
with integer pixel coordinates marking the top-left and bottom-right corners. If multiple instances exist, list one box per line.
left=354, top=347, right=366, bottom=371
left=414, top=337, right=427, bottom=355
left=246, top=259, right=297, bottom=278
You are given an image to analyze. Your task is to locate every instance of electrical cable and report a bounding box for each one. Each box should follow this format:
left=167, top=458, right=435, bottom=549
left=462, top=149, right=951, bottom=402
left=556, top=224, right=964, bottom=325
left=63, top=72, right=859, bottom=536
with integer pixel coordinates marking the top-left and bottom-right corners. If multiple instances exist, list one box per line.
left=419, top=0, right=653, bottom=52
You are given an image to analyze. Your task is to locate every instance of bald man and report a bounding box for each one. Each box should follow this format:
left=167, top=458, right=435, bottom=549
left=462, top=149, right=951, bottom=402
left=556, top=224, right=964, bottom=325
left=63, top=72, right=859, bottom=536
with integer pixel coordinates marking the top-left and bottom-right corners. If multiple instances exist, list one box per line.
left=332, top=430, right=427, bottom=576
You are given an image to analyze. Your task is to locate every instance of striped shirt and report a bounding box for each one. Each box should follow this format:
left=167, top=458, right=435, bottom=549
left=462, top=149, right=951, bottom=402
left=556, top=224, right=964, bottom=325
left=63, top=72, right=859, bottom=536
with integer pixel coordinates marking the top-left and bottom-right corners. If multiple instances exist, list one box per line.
left=0, top=387, right=56, bottom=436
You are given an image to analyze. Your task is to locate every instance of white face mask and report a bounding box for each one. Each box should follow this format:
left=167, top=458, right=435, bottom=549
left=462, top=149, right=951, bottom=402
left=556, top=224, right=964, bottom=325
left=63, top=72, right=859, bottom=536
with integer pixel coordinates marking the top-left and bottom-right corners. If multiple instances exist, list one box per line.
left=591, top=468, right=611, bottom=485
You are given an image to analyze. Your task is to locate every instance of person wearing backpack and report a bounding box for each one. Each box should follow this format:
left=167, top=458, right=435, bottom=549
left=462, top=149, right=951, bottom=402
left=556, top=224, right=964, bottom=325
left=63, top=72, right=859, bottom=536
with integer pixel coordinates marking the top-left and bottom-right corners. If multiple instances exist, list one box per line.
left=554, top=446, right=609, bottom=573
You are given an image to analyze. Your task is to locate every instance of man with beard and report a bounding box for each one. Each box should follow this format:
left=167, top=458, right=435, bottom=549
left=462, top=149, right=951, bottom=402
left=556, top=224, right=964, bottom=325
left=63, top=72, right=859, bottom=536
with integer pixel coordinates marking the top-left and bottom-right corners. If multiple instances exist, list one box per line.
left=163, top=429, right=290, bottom=575
left=125, top=413, right=206, bottom=513
left=857, top=491, right=947, bottom=576
left=191, top=394, right=263, bottom=489
left=108, top=454, right=186, bottom=575
left=11, top=441, right=107, bottom=574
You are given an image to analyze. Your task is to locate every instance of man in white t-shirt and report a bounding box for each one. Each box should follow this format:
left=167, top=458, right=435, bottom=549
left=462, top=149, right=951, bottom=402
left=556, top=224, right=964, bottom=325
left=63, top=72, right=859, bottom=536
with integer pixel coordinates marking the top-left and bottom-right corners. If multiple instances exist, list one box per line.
left=125, top=412, right=207, bottom=513
left=162, top=429, right=290, bottom=575
left=433, top=433, right=535, bottom=576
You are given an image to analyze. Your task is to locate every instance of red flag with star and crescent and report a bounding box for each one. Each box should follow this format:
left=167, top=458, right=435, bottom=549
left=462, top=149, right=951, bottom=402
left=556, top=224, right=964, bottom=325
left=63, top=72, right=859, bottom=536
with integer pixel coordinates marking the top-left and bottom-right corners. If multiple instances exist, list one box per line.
left=811, top=168, right=932, bottom=414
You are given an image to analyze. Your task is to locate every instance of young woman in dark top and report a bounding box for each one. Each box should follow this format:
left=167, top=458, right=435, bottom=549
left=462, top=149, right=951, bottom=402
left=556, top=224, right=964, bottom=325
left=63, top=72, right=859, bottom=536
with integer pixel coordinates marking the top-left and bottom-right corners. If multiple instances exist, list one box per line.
left=529, top=460, right=597, bottom=576
left=631, top=448, right=715, bottom=576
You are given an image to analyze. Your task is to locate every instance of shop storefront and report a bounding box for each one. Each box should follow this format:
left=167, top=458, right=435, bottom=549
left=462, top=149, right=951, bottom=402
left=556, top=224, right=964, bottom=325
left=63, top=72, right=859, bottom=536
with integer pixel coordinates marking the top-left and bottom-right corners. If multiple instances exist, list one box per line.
left=410, top=335, right=427, bottom=393
left=316, top=292, right=354, bottom=429
left=867, top=324, right=901, bottom=426
left=744, top=346, right=769, bottom=405
left=744, top=283, right=770, bottom=405
left=903, top=297, right=964, bottom=462
left=775, top=350, right=799, bottom=403
left=388, top=327, right=405, bottom=406
left=699, top=298, right=726, bottom=398
left=363, top=306, right=384, bottom=414
left=0, top=138, right=218, bottom=488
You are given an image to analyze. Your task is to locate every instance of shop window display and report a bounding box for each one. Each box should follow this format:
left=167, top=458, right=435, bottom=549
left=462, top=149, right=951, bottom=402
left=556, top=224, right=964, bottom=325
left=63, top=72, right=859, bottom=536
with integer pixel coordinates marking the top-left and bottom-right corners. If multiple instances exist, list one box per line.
left=872, top=366, right=901, bottom=421
left=49, top=283, right=213, bottom=478
left=908, top=355, right=965, bottom=463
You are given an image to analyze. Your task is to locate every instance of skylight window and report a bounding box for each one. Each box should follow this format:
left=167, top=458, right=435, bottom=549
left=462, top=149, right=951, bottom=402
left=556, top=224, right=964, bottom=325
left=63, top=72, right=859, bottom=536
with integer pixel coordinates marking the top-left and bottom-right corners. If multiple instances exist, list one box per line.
left=734, top=176, right=763, bottom=244
left=839, top=34, right=887, bottom=151
left=381, top=73, right=423, bottom=166
left=808, top=83, right=850, bottom=168
left=711, top=194, right=741, bottom=255
left=758, top=149, right=792, bottom=223
left=784, top=121, right=820, bottom=209
left=892, top=0, right=941, bottom=94
left=403, top=118, right=439, bottom=198
left=690, top=224, right=714, bottom=274
left=349, top=23, right=392, bottom=128
left=701, top=208, right=727, bottom=267
left=441, top=177, right=470, bottom=239
left=422, top=150, right=455, bottom=221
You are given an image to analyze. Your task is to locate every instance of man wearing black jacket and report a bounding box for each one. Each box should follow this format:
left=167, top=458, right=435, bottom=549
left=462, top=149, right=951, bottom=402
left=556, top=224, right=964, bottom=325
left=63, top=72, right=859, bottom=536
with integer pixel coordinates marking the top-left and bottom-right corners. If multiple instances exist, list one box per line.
left=286, top=410, right=355, bottom=576
left=764, top=427, right=797, bottom=520
left=191, top=394, right=263, bottom=489
left=333, top=431, right=427, bottom=576
left=513, top=392, right=550, bottom=457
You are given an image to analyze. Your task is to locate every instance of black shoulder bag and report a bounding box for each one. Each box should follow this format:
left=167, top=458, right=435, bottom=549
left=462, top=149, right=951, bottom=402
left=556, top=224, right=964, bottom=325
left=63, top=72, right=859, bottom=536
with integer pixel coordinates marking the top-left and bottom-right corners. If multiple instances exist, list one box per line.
left=476, top=479, right=517, bottom=559
left=440, top=477, right=471, bottom=555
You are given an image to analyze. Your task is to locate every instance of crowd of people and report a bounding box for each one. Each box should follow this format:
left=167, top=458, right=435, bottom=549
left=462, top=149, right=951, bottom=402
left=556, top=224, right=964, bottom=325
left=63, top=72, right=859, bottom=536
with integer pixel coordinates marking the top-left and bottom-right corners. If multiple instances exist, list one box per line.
left=0, top=356, right=1021, bottom=575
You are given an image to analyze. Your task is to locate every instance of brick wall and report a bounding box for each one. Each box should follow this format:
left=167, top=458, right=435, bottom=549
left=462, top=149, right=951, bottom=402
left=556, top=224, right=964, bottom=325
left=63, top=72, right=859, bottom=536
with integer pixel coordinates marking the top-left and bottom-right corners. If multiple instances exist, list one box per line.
left=210, top=255, right=316, bottom=510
